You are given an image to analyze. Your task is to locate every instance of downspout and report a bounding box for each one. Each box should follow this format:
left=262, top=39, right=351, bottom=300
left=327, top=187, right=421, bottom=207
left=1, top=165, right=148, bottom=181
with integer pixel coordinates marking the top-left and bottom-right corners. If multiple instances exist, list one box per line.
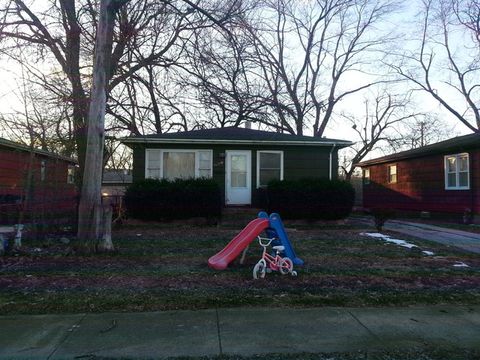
left=329, top=144, right=336, bottom=180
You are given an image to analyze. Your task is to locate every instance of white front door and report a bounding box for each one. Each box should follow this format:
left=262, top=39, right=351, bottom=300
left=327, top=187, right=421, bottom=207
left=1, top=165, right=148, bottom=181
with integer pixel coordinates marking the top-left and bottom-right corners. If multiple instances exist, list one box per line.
left=225, top=150, right=251, bottom=205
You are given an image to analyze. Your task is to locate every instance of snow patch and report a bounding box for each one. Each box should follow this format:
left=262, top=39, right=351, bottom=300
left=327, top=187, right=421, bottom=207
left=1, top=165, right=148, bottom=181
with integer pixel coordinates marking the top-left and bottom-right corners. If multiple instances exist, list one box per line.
left=360, top=232, right=418, bottom=249
left=453, top=262, right=470, bottom=268
left=422, top=251, right=435, bottom=256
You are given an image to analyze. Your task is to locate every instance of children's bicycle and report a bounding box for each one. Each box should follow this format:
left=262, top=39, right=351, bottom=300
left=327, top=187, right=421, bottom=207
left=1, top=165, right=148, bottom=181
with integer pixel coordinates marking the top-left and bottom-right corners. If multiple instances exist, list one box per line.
left=253, top=236, right=297, bottom=279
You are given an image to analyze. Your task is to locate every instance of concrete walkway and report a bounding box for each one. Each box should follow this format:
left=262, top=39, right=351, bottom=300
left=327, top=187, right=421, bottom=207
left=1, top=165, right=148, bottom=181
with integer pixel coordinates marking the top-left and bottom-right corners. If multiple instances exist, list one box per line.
left=383, top=220, right=480, bottom=254
left=1, top=306, right=479, bottom=359
left=352, top=216, right=480, bottom=254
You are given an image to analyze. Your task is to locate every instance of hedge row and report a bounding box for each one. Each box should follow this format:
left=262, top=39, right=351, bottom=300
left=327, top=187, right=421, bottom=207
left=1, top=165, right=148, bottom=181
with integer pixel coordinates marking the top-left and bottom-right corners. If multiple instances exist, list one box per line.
left=255, top=178, right=355, bottom=220
left=124, top=178, right=222, bottom=221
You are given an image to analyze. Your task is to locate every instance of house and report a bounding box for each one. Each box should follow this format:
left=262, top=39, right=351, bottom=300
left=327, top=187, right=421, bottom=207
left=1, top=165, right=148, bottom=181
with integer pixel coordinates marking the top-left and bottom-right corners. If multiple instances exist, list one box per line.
left=101, top=169, right=132, bottom=197
left=357, top=133, right=480, bottom=222
left=0, top=137, right=77, bottom=224
left=122, top=127, right=351, bottom=206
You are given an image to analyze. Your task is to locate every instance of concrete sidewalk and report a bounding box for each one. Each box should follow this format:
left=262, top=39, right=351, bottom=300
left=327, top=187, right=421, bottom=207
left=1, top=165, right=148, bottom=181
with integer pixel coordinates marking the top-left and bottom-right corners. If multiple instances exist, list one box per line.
left=1, top=306, right=479, bottom=359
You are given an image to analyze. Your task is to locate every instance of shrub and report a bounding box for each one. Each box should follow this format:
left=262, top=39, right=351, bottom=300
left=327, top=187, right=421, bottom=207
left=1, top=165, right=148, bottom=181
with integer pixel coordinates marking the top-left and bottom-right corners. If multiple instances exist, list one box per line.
left=370, top=207, right=395, bottom=231
left=264, top=178, right=355, bottom=220
left=124, top=178, right=222, bottom=221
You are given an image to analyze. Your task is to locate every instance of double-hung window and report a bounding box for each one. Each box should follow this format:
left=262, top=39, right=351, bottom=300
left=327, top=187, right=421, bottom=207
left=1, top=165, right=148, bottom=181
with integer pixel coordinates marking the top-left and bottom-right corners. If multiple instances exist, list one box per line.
left=388, top=164, right=397, bottom=184
left=363, top=168, right=370, bottom=185
left=445, top=153, right=469, bottom=190
left=257, top=151, right=283, bottom=187
left=146, top=149, right=213, bottom=180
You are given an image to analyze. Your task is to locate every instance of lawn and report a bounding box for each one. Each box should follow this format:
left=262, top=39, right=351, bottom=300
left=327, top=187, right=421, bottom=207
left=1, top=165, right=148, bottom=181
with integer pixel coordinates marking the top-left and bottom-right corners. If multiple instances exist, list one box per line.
left=0, top=218, right=479, bottom=314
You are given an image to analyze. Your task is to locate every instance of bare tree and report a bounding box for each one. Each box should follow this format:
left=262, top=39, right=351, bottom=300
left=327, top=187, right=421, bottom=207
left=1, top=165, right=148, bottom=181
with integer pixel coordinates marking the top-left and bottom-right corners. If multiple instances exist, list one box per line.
left=341, top=91, right=425, bottom=180
left=241, top=0, right=398, bottom=136
left=391, top=0, right=480, bottom=133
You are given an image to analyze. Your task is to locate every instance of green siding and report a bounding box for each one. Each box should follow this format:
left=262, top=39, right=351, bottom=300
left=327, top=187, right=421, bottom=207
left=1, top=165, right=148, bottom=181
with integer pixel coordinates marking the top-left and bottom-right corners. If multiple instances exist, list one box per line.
left=130, top=143, right=340, bottom=203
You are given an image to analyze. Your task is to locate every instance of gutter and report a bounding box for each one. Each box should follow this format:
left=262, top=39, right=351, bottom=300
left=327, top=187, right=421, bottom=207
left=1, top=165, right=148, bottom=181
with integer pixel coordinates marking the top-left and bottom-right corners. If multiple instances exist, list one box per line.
left=329, top=144, right=336, bottom=180
left=121, top=137, right=352, bottom=147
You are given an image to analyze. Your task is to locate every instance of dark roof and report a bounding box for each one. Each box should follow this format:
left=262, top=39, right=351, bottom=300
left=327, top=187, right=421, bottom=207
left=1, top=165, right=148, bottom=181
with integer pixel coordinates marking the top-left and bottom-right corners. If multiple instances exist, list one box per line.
left=357, top=133, right=480, bottom=167
left=102, top=169, right=132, bottom=184
left=122, top=127, right=351, bottom=147
left=0, top=137, right=77, bottom=163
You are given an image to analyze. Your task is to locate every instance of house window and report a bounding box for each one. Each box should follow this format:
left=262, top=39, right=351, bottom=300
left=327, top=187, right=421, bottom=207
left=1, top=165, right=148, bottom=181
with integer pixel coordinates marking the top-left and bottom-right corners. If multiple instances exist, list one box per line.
left=445, top=153, right=469, bottom=190
left=40, top=160, right=46, bottom=181
left=388, top=164, right=397, bottom=184
left=146, top=149, right=212, bottom=180
left=364, top=168, right=370, bottom=185
left=67, top=165, right=75, bottom=184
left=257, top=151, right=283, bottom=187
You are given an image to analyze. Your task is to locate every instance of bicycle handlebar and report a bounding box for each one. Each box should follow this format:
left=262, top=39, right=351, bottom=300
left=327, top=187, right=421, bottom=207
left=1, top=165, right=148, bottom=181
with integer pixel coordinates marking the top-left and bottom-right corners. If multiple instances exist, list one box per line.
left=257, top=236, right=275, bottom=247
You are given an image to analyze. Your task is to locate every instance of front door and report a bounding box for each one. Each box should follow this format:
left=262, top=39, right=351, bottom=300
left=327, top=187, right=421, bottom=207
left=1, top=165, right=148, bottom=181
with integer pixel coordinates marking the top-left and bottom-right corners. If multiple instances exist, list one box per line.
left=225, top=150, right=251, bottom=205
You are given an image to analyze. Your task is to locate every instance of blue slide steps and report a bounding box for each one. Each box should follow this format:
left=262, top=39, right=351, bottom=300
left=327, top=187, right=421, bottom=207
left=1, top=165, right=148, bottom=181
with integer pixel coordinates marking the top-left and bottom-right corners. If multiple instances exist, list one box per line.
left=258, top=211, right=304, bottom=266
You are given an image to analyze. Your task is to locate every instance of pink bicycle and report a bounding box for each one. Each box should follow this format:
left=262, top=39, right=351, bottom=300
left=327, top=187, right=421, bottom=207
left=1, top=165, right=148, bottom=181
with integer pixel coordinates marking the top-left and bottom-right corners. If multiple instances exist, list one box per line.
left=253, top=236, right=297, bottom=279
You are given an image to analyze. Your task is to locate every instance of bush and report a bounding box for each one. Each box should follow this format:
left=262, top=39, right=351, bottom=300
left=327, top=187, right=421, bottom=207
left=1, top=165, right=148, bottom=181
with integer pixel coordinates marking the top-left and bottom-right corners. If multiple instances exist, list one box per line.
left=370, top=207, right=395, bottom=231
left=124, top=178, right=222, bottom=221
left=263, top=178, right=355, bottom=220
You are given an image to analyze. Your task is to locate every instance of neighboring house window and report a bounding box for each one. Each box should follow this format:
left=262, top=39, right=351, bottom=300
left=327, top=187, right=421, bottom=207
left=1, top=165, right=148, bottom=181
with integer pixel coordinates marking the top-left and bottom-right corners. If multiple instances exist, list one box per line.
left=257, top=151, right=283, bottom=187
left=388, top=164, right=397, bottom=184
left=364, top=168, right=370, bottom=185
left=146, top=149, right=212, bottom=180
left=40, top=160, right=46, bottom=181
left=67, top=165, right=75, bottom=184
left=445, top=153, right=469, bottom=190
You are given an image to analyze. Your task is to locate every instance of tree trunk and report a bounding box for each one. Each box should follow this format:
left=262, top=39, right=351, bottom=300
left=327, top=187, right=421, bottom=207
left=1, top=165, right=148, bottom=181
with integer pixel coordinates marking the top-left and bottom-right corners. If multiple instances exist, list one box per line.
left=77, top=0, right=116, bottom=251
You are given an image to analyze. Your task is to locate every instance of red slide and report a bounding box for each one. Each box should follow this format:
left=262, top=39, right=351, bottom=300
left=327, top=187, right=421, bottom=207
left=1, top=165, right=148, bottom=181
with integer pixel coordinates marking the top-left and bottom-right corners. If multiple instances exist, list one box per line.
left=208, top=218, right=269, bottom=270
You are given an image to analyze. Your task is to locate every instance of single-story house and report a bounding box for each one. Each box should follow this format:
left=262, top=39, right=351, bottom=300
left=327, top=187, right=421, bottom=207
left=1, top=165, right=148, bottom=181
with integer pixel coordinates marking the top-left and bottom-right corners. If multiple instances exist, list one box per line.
left=122, top=127, right=351, bottom=206
left=357, top=133, right=480, bottom=222
left=0, top=137, right=77, bottom=224
left=102, top=169, right=132, bottom=197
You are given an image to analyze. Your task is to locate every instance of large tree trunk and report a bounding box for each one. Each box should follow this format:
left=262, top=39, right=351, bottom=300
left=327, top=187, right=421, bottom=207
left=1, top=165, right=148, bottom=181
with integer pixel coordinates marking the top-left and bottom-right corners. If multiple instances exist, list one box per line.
left=77, top=0, right=117, bottom=251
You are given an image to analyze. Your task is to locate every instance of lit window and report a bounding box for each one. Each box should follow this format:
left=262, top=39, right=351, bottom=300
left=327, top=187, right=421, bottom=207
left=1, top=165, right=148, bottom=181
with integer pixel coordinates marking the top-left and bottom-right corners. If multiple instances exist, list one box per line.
left=445, top=153, right=469, bottom=190
left=388, top=164, right=397, bottom=184
left=40, top=160, right=46, bottom=181
left=364, top=168, right=370, bottom=185
left=67, top=165, right=75, bottom=184
left=257, top=151, right=283, bottom=187
left=146, top=149, right=212, bottom=180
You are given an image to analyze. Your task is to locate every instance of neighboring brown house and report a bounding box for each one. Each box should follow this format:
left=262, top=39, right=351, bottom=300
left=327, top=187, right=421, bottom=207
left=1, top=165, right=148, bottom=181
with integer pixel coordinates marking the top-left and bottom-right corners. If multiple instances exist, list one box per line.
left=357, top=133, right=480, bottom=222
left=0, top=137, right=77, bottom=224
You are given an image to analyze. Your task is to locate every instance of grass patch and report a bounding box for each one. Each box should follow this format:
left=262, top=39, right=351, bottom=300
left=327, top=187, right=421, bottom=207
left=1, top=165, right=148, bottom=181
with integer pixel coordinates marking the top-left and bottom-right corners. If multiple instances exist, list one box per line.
left=1, top=221, right=480, bottom=314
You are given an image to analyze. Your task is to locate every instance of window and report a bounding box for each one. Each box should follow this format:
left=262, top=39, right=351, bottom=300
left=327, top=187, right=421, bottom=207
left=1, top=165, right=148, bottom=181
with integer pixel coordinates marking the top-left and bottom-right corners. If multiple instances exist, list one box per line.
left=40, top=160, right=46, bottom=181
left=257, top=151, right=283, bottom=187
left=146, top=149, right=212, bottom=180
left=445, top=153, right=469, bottom=190
left=388, top=164, right=397, bottom=184
left=364, top=168, right=370, bottom=185
left=67, top=165, right=75, bottom=184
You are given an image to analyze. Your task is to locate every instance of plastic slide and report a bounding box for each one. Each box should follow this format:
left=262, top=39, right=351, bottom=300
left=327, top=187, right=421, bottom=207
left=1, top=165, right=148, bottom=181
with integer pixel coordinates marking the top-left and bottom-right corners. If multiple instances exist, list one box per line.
left=208, top=218, right=270, bottom=270
left=262, top=212, right=304, bottom=266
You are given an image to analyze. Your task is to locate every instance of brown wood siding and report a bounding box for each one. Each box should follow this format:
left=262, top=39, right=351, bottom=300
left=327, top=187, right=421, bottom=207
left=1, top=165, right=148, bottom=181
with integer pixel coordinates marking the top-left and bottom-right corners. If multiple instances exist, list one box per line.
left=0, top=145, right=77, bottom=220
left=363, top=148, right=480, bottom=215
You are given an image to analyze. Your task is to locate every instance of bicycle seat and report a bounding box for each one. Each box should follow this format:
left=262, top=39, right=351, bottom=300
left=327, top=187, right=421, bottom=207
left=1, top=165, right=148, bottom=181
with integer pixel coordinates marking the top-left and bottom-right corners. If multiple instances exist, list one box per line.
left=273, top=245, right=285, bottom=251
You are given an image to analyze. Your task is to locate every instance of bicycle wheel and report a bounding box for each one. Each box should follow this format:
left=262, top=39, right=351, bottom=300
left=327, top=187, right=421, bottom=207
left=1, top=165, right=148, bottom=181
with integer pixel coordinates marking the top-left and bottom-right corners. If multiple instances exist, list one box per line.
left=253, top=260, right=266, bottom=279
left=278, top=257, right=293, bottom=275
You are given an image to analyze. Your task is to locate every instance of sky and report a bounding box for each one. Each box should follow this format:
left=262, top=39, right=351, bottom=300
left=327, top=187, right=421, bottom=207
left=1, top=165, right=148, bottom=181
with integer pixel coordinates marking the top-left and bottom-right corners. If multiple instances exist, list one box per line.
left=0, top=0, right=475, bottom=162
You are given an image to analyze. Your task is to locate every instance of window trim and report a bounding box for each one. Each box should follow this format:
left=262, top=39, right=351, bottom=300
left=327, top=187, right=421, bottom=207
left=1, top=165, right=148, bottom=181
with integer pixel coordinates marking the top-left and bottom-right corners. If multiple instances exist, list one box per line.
left=67, top=165, right=75, bottom=184
left=256, top=150, right=284, bottom=188
left=387, top=164, right=397, bottom=184
left=363, top=168, right=370, bottom=185
left=444, top=153, right=470, bottom=190
left=145, top=149, right=213, bottom=180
